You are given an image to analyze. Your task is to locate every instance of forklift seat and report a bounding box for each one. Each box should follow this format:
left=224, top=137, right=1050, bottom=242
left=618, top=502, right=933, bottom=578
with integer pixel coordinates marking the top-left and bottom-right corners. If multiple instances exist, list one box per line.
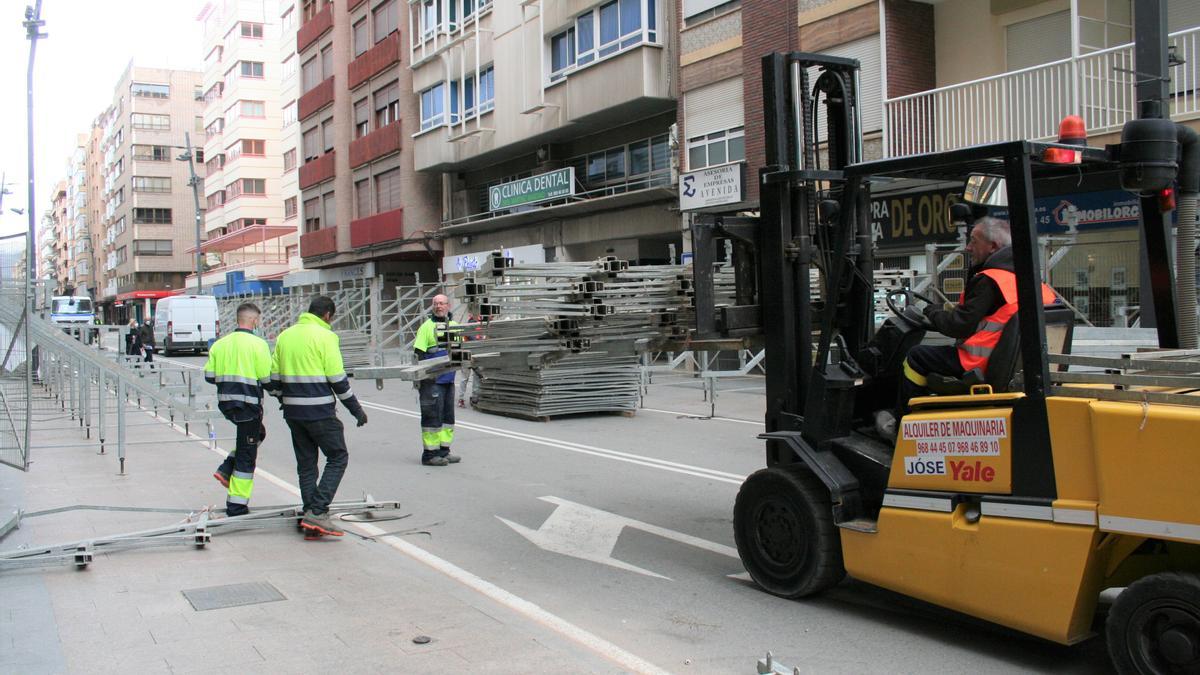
left=925, top=304, right=1074, bottom=395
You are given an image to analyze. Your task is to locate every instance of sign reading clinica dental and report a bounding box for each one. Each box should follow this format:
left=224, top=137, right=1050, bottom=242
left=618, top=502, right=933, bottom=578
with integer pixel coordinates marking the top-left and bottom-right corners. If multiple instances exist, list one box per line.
left=489, top=168, right=575, bottom=211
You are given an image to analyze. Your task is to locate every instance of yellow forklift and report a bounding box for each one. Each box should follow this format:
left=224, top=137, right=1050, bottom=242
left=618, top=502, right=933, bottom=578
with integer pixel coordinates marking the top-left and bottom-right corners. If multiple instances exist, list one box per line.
left=717, top=28, right=1200, bottom=675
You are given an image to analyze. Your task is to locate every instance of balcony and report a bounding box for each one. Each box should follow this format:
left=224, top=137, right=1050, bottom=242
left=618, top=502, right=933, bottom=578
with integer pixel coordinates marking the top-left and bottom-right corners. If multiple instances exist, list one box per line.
left=883, top=25, right=1200, bottom=158
left=347, top=0, right=366, bottom=12
left=297, top=2, right=333, bottom=54
left=350, top=120, right=402, bottom=168
left=350, top=208, right=405, bottom=248
left=298, top=75, right=335, bottom=121
left=298, top=151, right=336, bottom=189
left=300, top=227, right=338, bottom=258
left=349, top=31, right=401, bottom=90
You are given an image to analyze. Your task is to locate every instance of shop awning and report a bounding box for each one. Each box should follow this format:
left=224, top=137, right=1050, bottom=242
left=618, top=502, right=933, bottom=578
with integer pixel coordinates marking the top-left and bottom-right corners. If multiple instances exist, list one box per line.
left=115, top=290, right=176, bottom=301
left=187, top=224, right=294, bottom=254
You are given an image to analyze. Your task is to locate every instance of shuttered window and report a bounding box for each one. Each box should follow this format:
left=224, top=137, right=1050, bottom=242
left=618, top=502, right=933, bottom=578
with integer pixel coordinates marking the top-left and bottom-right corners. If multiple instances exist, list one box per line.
left=376, top=168, right=402, bottom=212
left=1006, top=11, right=1070, bottom=71
left=1169, top=2, right=1200, bottom=32
left=808, top=33, right=883, bottom=138
left=683, top=77, right=744, bottom=139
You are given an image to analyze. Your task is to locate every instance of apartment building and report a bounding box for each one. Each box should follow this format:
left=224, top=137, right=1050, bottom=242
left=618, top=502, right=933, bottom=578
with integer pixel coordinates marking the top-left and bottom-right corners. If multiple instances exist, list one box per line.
left=65, top=133, right=104, bottom=299
left=280, top=0, right=302, bottom=274
left=678, top=0, right=1200, bottom=325
left=42, top=181, right=70, bottom=292
left=407, top=0, right=680, bottom=265
left=196, top=0, right=297, bottom=296
left=96, top=65, right=207, bottom=324
left=290, top=0, right=440, bottom=284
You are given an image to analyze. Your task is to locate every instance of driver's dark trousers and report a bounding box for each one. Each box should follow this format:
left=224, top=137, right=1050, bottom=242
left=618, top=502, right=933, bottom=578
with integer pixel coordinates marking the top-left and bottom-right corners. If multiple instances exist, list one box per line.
left=899, top=345, right=964, bottom=411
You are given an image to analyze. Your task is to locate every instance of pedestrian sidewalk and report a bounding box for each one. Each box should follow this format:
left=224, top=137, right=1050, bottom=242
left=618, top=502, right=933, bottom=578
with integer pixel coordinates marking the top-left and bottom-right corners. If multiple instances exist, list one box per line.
left=0, top=404, right=626, bottom=674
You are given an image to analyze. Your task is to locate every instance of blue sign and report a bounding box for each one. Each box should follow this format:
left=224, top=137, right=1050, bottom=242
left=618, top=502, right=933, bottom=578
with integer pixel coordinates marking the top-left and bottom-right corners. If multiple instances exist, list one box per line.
left=1032, top=189, right=1141, bottom=233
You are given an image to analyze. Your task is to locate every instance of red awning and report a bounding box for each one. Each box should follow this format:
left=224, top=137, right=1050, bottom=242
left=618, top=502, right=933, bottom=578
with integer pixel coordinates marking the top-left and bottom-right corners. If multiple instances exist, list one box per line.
left=187, top=224, right=294, bottom=253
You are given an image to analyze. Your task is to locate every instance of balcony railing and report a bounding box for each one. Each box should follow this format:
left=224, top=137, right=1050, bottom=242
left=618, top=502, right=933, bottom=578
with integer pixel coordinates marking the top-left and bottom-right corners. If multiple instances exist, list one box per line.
left=349, top=30, right=401, bottom=90
left=350, top=207, right=405, bottom=248
left=298, top=75, right=335, bottom=121
left=884, top=25, right=1200, bottom=158
left=349, top=120, right=402, bottom=168
left=297, top=2, right=334, bottom=53
left=298, top=151, right=336, bottom=190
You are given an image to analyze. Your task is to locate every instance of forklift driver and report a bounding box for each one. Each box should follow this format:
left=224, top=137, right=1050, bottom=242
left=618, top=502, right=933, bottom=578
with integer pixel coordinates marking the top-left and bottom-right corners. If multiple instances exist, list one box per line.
left=878, top=217, right=1057, bottom=436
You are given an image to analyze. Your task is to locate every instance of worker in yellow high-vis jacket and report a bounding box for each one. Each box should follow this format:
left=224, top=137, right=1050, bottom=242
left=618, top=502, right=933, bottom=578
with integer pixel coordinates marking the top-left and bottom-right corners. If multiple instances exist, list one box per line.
left=205, top=303, right=273, bottom=517
left=265, top=295, right=368, bottom=538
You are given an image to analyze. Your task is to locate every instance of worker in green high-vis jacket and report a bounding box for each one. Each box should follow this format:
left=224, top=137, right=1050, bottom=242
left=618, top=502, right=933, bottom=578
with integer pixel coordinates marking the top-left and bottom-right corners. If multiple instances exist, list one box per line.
left=413, top=294, right=461, bottom=467
left=205, top=303, right=273, bottom=517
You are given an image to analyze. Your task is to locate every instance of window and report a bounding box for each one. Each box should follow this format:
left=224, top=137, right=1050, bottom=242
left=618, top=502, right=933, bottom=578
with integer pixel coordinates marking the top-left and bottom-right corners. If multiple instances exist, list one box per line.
left=132, top=176, right=171, bottom=193
left=420, top=83, right=445, bottom=130
left=374, top=0, right=399, bottom=42
left=195, top=116, right=205, bottom=133
left=206, top=118, right=225, bottom=139
left=132, top=145, right=171, bottom=161
left=354, top=98, right=370, bottom=137
left=282, top=101, right=298, bottom=127
left=683, top=0, right=739, bottom=26
left=243, top=178, right=266, bottom=195
left=321, top=47, right=334, bottom=84
left=284, top=196, right=298, bottom=220
left=302, top=127, right=321, bottom=161
left=205, top=154, right=226, bottom=173
left=226, top=179, right=243, bottom=200
left=353, top=18, right=370, bottom=56
left=240, top=61, right=264, bottom=78
left=323, top=191, right=337, bottom=229
left=375, top=82, right=399, bottom=128
left=302, top=0, right=322, bottom=22
left=376, top=167, right=402, bottom=212
left=322, top=118, right=335, bottom=152
left=240, top=21, right=263, bottom=38
left=194, top=149, right=204, bottom=165
left=283, top=149, right=297, bottom=172
left=241, top=100, right=265, bottom=118
left=134, top=208, right=172, bottom=224
left=131, top=113, right=170, bottom=130
left=204, top=82, right=224, bottom=104
left=133, top=240, right=173, bottom=256
left=282, top=55, right=296, bottom=80
left=234, top=217, right=266, bottom=231
left=686, top=127, right=744, bottom=170
left=131, top=82, right=170, bottom=98
left=303, top=197, right=321, bottom=232
left=282, top=7, right=295, bottom=33
left=355, top=179, right=371, bottom=218
left=549, top=1, right=652, bottom=81
left=478, top=66, right=495, bottom=112
left=566, top=133, right=671, bottom=190
left=205, top=45, right=223, bottom=69
left=207, top=190, right=226, bottom=209
left=115, top=247, right=127, bottom=264
left=302, top=57, right=322, bottom=92
left=242, top=139, right=266, bottom=156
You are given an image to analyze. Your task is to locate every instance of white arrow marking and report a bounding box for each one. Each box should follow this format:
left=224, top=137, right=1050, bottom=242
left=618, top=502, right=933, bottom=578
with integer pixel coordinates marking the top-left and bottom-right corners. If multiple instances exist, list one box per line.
left=498, top=496, right=741, bottom=580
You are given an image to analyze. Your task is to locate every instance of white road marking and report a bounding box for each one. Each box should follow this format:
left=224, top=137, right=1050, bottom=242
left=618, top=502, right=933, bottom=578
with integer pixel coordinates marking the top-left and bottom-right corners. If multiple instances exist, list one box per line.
left=361, top=400, right=746, bottom=485
left=639, top=407, right=764, bottom=426
left=498, top=496, right=740, bottom=580
left=146, top=408, right=670, bottom=675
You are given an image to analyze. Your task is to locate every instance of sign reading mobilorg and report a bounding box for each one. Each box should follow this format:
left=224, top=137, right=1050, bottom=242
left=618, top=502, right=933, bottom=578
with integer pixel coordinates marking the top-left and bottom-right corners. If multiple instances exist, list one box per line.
left=488, top=167, right=575, bottom=211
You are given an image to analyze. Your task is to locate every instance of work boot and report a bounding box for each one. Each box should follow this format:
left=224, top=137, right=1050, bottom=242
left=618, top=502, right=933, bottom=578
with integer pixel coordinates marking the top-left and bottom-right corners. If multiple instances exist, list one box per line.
left=213, top=471, right=229, bottom=489
left=445, top=454, right=461, bottom=464
left=422, top=456, right=450, bottom=467
left=874, top=410, right=898, bottom=441
left=301, top=511, right=344, bottom=537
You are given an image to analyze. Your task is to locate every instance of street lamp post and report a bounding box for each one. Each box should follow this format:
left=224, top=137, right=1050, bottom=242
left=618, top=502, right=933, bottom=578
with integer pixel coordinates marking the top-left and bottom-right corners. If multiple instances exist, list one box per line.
left=24, top=0, right=46, bottom=464
left=178, top=133, right=204, bottom=295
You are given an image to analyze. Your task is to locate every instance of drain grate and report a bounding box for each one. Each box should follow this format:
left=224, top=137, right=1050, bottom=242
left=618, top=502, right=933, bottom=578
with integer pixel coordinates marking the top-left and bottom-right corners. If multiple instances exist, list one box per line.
left=182, top=581, right=287, bottom=611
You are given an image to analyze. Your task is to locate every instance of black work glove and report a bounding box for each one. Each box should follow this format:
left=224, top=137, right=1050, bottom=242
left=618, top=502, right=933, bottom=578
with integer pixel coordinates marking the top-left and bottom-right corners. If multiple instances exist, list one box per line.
left=354, top=410, right=368, bottom=427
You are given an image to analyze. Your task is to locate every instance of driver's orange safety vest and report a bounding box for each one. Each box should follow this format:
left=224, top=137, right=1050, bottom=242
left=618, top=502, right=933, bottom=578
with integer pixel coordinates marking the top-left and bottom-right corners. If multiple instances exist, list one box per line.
left=957, top=268, right=1057, bottom=373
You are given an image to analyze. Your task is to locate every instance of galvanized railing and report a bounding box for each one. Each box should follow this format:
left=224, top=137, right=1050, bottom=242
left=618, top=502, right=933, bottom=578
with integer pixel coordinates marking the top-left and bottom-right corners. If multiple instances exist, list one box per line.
left=884, top=25, right=1199, bottom=157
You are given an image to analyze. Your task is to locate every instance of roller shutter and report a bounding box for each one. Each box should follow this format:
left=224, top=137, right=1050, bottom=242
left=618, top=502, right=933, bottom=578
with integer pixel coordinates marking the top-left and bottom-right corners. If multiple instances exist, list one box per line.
left=683, top=77, right=744, bottom=140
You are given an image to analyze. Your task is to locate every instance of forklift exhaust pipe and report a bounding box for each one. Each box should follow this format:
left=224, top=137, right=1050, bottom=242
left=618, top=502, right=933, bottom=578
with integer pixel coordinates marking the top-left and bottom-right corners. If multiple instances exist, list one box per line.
left=1176, top=124, right=1199, bottom=349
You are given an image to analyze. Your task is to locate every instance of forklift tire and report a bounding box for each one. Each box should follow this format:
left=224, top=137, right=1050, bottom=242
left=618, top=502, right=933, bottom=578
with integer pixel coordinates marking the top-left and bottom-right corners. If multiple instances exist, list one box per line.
left=733, top=465, right=845, bottom=599
left=1106, top=571, right=1200, bottom=675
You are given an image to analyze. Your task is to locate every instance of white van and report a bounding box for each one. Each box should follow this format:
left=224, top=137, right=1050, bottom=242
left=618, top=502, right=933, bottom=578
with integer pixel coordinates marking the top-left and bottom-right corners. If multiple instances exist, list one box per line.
left=153, top=295, right=219, bottom=355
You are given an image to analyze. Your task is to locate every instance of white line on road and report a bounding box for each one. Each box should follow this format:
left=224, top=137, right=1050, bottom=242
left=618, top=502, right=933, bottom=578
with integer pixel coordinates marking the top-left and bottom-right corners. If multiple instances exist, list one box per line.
left=360, top=400, right=746, bottom=485
left=151, top=357, right=745, bottom=484
left=149, top=409, right=670, bottom=675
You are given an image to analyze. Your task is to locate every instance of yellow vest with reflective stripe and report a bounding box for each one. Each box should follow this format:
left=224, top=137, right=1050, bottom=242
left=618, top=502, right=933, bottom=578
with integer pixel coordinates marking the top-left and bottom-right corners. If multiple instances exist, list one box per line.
left=270, top=312, right=361, bottom=420
left=203, top=329, right=272, bottom=421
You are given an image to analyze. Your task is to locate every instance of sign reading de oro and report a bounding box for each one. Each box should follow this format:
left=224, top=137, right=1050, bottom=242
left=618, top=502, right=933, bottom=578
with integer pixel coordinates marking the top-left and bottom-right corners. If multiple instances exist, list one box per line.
left=489, top=168, right=575, bottom=211
left=679, top=164, right=743, bottom=211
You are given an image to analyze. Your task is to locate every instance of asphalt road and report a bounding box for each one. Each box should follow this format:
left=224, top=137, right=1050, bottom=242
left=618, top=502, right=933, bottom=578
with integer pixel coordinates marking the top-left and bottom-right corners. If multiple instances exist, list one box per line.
left=160, top=353, right=1113, bottom=674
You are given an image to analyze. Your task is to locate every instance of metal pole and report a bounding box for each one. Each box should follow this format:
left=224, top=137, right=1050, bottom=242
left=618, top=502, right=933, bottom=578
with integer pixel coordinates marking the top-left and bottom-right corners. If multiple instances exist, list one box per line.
left=116, top=377, right=126, bottom=474
left=182, top=132, right=204, bottom=295
left=23, top=1, right=46, bottom=466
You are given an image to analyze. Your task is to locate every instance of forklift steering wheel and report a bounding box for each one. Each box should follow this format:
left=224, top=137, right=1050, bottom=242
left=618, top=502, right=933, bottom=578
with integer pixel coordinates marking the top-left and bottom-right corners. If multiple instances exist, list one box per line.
left=886, top=289, right=936, bottom=330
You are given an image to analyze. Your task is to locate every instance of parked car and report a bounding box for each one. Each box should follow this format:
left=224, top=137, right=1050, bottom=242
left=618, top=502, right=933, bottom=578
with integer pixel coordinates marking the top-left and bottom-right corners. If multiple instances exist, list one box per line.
left=153, top=295, right=219, bottom=355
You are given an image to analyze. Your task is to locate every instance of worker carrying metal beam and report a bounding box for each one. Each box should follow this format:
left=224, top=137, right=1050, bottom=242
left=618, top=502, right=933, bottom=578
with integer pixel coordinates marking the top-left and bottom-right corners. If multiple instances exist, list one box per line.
left=413, top=294, right=461, bottom=467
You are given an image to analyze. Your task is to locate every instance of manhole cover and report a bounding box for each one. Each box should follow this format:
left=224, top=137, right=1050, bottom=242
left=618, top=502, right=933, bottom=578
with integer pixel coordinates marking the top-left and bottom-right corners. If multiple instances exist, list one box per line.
left=182, top=581, right=286, bottom=611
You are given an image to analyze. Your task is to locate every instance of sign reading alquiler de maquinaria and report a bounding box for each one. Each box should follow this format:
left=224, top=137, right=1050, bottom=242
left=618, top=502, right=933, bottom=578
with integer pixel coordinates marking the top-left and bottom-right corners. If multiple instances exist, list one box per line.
left=489, top=167, right=575, bottom=211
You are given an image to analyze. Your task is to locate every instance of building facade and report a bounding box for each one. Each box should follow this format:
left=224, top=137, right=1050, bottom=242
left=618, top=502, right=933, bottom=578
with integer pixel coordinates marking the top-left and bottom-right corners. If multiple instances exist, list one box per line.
left=196, top=0, right=297, bottom=297
left=410, top=0, right=681, bottom=266
left=677, top=0, right=1200, bottom=327
left=97, top=64, right=207, bottom=323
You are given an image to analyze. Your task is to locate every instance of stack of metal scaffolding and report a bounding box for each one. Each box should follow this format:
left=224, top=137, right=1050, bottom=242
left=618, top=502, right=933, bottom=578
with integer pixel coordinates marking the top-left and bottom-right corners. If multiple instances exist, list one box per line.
left=443, top=255, right=692, bottom=418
